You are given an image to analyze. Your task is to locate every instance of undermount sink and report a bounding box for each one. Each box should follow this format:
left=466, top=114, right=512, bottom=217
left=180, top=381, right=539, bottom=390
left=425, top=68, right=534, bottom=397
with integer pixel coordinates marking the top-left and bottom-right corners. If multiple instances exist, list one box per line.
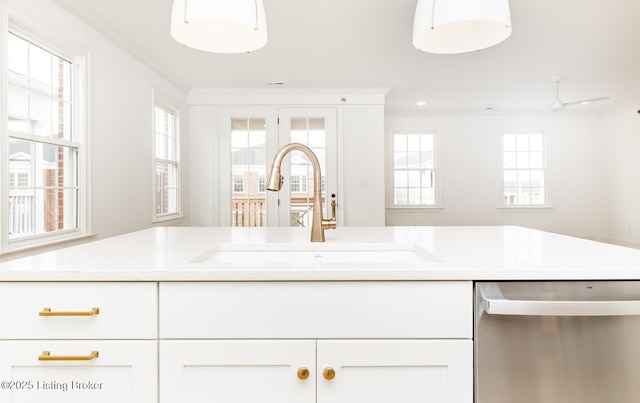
left=191, top=242, right=439, bottom=267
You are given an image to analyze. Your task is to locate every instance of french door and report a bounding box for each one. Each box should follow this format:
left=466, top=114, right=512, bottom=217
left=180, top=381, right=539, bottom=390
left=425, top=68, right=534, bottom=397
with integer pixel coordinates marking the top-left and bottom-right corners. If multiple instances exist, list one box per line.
left=219, top=107, right=337, bottom=228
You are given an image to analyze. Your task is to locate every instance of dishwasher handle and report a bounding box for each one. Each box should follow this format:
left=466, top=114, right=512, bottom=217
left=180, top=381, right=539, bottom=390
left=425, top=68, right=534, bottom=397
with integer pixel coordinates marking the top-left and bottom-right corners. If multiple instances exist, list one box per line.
left=478, top=283, right=640, bottom=316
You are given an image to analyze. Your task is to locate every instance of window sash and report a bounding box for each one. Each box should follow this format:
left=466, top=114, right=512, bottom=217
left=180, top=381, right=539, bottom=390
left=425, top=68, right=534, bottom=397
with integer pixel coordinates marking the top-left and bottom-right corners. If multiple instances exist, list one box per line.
left=153, top=102, right=180, bottom=219
left=7, top=32, right=75, bottom=142
left=392, top=133, right=437, bottom=206
left=503, top=133, right=546, bottom=206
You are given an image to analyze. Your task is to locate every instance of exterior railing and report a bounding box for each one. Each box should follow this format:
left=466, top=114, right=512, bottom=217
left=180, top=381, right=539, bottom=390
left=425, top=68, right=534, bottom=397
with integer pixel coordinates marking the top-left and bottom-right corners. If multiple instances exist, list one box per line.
left=231, top=195, right=325, bottom=228
left=232, top=197, right=266, bottom=227
left=8, top=195, right=34, bottom=236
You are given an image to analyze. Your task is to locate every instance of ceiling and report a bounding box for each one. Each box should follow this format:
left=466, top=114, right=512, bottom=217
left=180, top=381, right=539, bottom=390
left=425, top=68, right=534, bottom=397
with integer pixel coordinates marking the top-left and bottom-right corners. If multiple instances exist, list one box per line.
left=51, top=0, right=640, bottom=114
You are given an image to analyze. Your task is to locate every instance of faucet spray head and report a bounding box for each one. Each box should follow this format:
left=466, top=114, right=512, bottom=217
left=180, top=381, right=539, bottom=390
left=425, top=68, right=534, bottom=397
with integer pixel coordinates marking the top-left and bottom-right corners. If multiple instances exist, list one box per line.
left=266, top=166, right=283, bottom=191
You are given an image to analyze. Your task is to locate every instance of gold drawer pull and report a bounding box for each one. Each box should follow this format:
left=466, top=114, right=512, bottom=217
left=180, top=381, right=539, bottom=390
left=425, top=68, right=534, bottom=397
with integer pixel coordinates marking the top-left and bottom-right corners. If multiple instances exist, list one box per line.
left=297, top=367, right=310, bottom=380
left=39, top=351, right=99, bottom=361
left=323, top=367, right=336, bottom=380
left=39, top=307, right=100, bottom=317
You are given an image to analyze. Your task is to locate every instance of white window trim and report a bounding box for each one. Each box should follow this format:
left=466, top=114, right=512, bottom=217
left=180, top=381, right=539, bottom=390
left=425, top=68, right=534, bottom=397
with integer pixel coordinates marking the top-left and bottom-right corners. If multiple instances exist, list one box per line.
left=500, top=130, right=551, bottom=209
left=152, top=88, right=182, bottom=223
left=387, top=129, right=442, bottom=209
left=1, top=14, right=92, bottom=254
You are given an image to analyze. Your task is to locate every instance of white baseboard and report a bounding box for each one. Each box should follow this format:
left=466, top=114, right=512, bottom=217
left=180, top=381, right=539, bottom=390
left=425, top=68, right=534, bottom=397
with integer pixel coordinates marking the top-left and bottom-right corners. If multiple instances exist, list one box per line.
left=590, top=236, right=640, bottom=250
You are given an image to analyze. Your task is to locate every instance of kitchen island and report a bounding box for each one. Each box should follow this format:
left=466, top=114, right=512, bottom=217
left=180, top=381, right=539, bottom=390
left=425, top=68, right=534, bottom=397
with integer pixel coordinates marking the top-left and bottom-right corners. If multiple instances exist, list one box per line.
left=1, top=226, right=639, bottom=403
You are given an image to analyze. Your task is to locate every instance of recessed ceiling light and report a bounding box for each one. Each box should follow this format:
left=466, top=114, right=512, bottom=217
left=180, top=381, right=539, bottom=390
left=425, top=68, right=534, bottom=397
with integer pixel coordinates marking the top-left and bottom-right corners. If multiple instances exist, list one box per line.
left=416, top=101, right=427, bottom=106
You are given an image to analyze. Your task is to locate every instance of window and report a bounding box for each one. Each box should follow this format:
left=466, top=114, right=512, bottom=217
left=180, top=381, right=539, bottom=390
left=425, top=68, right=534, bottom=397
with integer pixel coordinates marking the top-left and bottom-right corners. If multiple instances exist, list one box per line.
left=233, top=175, right=245, bottom=193
left=290, top=175, right=308, bottom=193
left=503, top=133, right=546, bottom=206
left=392, top=133, right=437, bottom=206
left=5, top=30, right=85, bottom=247
left=153, top=98, right=181, bottom=220
left=9, top=173, right=29, bottom=188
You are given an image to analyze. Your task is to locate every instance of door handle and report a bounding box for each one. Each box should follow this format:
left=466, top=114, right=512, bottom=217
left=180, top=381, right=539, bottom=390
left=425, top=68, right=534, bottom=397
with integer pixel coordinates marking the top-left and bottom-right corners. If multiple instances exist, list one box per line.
left=39, top=307, right=100, bottom=317
left=39, top=351, right=99, bottom=361
left=479, top=283, right=640, bottom=316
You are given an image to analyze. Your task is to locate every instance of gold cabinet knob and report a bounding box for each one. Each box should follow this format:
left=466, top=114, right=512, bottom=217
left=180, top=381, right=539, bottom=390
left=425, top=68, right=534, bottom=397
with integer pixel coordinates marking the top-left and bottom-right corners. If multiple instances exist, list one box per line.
left=297, top=367, right=310, bottom=380
left=323, top=367, right=335, bottom=380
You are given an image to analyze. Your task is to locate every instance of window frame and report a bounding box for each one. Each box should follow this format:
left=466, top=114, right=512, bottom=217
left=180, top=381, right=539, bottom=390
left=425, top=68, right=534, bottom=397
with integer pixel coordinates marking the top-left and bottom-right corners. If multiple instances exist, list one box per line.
left=152, top=89, right=182, bottom=222
left=388, top=130, right=441, bottom=209
left=2, top=20, right=90, bottom=253
left=501, top=131, right=549, bottom=208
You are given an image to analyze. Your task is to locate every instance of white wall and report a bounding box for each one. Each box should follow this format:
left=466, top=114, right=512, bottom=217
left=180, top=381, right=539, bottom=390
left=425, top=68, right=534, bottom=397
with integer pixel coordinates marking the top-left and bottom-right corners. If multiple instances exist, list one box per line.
left=385, top=114, right=608, bottom=240
left=188, top=105, right=218, bottom=226
left=2, top=0, right=189, bottom=252
left=342, top=104, right=385, bottom=226
left=600, top=103, right=640, bottom=247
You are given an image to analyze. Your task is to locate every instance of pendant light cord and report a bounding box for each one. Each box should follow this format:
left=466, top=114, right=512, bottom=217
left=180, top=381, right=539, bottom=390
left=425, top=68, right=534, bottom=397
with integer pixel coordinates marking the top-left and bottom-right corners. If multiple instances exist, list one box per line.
left=183, top=0, right=189, bottom=24
left=254, top=0, right=259, bottom=30
left=430, top=0, right=436, bottom=29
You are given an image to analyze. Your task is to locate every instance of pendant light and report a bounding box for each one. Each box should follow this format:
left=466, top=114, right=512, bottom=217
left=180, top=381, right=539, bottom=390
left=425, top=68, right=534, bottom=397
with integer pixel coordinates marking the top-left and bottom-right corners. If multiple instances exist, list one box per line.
left=170, top=0, right=268, bottom=53
left=412, top=0, right=511, bottom=54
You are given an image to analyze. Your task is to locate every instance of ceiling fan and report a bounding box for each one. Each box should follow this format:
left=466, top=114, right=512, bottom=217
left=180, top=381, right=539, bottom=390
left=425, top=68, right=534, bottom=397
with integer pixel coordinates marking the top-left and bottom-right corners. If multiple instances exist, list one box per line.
left=545, top=76, right=610, bottom=112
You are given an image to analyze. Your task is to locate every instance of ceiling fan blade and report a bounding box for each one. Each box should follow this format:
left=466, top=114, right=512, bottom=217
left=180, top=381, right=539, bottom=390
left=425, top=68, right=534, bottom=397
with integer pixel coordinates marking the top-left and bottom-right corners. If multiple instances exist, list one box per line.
left=517, top=102, right=549, bottom=107
left=564, top=96, right=610, bottom=106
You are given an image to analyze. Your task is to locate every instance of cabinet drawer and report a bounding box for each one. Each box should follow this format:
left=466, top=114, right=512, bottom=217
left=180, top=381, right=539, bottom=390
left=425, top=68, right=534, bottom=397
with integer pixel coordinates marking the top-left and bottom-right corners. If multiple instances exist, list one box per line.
left=160, top=281, right=472, bottom=339
left=0, top=340, right=157, bottom=403
left=0, top=282, right=157, bottom=339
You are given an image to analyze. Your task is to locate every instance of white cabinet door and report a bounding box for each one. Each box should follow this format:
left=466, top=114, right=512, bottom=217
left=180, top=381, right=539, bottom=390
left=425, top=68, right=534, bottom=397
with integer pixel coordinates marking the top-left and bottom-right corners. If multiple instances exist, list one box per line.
left=317, top=340, right=473, bottom=403
left=160, top=340, right=316, bottom=403
left=0, top=341, right=157, bottom=403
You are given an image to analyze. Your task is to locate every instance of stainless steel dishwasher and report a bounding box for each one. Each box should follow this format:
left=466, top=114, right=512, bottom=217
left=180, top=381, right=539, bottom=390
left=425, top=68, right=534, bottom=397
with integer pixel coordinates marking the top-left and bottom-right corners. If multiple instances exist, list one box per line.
left=475, top=281, right=640, bottom=403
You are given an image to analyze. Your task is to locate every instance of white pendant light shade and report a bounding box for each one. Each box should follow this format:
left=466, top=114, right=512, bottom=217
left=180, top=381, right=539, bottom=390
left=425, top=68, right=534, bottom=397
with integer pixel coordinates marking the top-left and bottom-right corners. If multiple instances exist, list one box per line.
left=170, top=0, right=268, bottom=53
left=412, top=0, right=511, bottom=54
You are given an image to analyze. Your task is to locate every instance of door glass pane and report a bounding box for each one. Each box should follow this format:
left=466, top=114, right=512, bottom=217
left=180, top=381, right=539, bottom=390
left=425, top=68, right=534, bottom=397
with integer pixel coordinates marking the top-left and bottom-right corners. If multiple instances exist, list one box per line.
left=231, top=118, right=267, bottom=227
left=288, top=117, right=326, bottom=227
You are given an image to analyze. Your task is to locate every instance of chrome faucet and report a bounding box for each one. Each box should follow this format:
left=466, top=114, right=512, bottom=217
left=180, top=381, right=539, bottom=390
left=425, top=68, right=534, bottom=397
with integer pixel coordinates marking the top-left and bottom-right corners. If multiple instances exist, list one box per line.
left=266, top=143, right=337, bottom=242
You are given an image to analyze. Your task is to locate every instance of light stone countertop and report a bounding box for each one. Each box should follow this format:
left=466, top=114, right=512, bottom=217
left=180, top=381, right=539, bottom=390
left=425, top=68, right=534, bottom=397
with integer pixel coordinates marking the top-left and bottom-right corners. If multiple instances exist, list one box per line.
left=1, top=226, right=640, bottom=281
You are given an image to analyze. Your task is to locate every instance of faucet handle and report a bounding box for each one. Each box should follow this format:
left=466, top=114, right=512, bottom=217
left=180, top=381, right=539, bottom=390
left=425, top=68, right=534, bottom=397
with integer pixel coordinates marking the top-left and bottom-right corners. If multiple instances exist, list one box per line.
left=324, top=194, right=337, bottom=230
left=330, top=194, right=337, bottom=220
